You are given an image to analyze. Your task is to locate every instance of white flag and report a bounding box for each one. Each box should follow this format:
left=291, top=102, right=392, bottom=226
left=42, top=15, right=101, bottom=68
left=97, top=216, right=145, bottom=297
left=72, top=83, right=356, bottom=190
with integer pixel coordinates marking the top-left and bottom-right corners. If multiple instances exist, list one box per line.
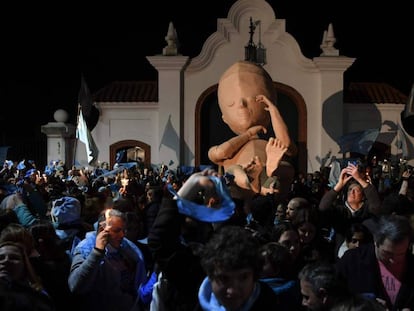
left=76, top=110, right=99, bottom=165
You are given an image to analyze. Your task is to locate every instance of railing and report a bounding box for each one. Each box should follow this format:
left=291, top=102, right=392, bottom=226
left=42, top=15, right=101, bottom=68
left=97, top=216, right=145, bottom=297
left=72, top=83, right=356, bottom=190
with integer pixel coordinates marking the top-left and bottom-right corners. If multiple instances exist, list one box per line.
left=4, top=137, right=47, bottom=169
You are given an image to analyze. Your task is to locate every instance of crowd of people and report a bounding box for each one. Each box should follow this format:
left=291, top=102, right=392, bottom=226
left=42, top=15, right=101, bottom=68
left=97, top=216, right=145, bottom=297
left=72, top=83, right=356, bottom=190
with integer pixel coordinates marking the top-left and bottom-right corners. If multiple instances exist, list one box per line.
left=0, top=155, right=412, bottom=310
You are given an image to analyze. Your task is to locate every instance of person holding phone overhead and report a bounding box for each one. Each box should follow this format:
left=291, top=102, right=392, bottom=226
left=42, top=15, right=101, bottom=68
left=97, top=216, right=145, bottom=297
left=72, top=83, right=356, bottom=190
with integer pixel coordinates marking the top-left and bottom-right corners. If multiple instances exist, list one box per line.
left=318, top=162, right=382, bottom=254
left=68, top=208, right=147, bottom=311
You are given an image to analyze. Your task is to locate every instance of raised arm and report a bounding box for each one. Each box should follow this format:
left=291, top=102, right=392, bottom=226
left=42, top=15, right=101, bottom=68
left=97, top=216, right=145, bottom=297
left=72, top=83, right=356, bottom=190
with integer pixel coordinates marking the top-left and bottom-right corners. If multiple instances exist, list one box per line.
left=319, top=168, right=353, bottom=212
left=258, top=94, right=297, bottom=157
left=346, top=163, right=381, bottom=215
left=208, top=125, right=266, bottom=164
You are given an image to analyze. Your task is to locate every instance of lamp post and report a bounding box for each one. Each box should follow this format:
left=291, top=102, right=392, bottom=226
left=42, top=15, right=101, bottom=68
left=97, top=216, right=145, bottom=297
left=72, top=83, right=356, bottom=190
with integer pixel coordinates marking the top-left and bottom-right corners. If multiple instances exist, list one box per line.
left=244, top=17, right=266, bottom=66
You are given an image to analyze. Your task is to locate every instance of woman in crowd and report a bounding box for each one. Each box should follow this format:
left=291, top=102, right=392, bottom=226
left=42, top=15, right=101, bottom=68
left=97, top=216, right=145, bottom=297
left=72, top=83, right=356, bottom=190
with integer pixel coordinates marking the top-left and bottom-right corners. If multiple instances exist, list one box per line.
left=337, top=222, right=373, bottom=259
left=0, top=241, right=55, bottom=310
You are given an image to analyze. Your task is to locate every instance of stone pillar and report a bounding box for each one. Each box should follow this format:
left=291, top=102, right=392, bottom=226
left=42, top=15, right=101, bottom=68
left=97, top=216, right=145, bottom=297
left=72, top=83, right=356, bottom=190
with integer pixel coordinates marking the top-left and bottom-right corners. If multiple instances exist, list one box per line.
left=312, top=56, right=355, bottom=168
left=41, top=109, right=76, bottom=168
left=146, top=55, right=190, bottom=167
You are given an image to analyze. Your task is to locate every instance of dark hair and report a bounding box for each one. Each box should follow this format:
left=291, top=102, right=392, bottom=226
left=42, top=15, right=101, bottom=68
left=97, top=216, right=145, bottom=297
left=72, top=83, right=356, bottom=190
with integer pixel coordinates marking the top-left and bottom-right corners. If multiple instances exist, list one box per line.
left=0, top=223, right=36, bottom=256
left=299, top=262, right=349, bottom=299
left=29, top=220, right=58, bottom=244
left=331, top=294, right=387, bottom=311
left=271, top=221, right=297, bottom=242
left=113, top=197, right=134, bottom=213
left=200, top=225, right=263, bottom=280
left=249, top=195, right=274, bottom=227
left=374, top=214, right=413, bottom=246
left=0, top=208, right=19, bottom=233
left=260, top=242, right=294, bottom=279
left=0, top=241, right=44, bottom=292
left=344, top=223, right=372, bottom=244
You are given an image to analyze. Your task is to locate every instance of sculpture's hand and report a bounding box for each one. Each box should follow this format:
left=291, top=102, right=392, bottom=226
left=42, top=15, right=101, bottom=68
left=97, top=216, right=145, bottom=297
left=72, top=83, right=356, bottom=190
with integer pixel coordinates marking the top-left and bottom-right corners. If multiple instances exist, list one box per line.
left=247, top=125, right=267, bottom=138
left=257, top=94, right=277, bottom=112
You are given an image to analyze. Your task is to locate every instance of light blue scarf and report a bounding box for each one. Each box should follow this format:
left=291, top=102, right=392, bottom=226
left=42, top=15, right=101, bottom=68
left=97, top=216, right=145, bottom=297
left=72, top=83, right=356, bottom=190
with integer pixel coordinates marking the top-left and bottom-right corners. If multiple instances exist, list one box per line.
left=168, top=176, right=235, bottom=222
left=198, top=277, right=260, bottom=311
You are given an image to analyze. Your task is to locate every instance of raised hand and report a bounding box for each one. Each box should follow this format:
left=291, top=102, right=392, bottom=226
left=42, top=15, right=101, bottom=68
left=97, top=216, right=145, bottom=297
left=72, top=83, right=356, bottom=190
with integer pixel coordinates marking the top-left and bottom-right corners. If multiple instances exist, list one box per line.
left=95, top=220, right=110, bottom=250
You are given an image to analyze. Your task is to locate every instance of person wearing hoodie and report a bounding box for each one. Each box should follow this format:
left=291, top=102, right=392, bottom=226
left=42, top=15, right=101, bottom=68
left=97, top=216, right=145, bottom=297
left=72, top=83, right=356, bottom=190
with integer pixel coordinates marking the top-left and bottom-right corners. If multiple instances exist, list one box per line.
left=196, top=225, right=279, bottom=311
left=148, top=169, right=235, bottom=311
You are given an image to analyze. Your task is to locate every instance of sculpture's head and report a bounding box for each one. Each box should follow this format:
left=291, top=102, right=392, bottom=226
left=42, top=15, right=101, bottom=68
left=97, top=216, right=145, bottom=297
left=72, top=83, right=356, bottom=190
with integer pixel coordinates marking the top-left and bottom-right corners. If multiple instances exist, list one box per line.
left=217, top=61, right=276, bottom=134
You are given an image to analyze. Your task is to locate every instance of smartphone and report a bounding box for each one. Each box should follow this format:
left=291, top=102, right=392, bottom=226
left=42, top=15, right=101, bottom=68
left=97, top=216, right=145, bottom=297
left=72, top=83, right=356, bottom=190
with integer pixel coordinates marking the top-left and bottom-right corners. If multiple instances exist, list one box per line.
left=97, top=217, right=106, bottom=234
left=96, top=209, right=111, bottom=234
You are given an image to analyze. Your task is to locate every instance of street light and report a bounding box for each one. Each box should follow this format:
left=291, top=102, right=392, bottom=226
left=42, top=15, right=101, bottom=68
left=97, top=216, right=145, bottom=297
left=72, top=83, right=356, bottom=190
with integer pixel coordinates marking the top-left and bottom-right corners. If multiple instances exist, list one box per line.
left=244, top=17, right=266, bottom=66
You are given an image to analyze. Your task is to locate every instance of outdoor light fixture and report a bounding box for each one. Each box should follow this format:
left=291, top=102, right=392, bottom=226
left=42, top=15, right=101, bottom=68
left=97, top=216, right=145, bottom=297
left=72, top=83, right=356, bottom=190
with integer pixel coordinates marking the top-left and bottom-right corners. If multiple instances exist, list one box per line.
left=244, top=17, right=266, bottom=66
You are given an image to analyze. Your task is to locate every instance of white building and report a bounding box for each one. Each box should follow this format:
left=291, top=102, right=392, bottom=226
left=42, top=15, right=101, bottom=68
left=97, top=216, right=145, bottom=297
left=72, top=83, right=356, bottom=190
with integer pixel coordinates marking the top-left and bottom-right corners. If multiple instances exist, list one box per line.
left=43, top=0, right=414, bottom=173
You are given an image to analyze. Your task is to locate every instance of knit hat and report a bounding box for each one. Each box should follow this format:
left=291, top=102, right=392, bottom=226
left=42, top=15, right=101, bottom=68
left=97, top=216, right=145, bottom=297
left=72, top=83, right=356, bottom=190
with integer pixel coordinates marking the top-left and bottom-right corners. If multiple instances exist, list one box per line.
left=51, top=196, right=81, bottom=226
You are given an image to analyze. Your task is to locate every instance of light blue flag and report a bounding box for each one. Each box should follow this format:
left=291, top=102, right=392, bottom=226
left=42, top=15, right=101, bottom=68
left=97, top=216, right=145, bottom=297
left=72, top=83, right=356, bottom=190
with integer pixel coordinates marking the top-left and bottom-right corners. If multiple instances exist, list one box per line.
left=168, top=176, right=235, bottom=223
left=338, top=128, right=380, bottom=155
left=76, top=110, right=99, bottom=165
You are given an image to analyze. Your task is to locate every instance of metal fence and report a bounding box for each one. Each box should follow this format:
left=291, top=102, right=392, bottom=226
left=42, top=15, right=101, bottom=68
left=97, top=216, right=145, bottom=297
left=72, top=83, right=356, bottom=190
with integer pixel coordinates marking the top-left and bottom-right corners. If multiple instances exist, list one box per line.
left=5, top=137, right=47, bottom=169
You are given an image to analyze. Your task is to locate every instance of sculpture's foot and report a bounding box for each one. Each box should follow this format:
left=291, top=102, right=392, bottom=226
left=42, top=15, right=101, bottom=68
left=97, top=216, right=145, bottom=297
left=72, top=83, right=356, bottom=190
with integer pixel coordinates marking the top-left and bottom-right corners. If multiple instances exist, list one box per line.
left=266, top=137, right=288, bottom=177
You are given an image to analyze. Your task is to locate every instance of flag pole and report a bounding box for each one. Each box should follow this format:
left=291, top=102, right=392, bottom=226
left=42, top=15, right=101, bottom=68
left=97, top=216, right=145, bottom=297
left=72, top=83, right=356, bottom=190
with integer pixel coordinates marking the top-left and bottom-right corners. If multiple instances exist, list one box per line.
left=73, top=73, right=84, bottom=168
left=73, top=99, right=81, bottom=169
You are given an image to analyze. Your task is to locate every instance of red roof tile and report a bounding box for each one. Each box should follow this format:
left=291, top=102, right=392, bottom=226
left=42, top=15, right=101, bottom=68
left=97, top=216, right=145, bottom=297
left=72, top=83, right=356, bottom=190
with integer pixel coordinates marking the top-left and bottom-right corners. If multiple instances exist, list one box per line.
left=344, top=82, right=407, bottom=104
left=93, top=81, right=158, bottom=102
left=93, top=80, right=407, bottom=105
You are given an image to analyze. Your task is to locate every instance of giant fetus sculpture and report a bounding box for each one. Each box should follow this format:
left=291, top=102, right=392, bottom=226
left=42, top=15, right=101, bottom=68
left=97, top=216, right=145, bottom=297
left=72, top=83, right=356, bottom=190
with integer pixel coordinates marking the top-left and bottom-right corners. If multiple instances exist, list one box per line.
left=208, top=61, right=297, bottom=199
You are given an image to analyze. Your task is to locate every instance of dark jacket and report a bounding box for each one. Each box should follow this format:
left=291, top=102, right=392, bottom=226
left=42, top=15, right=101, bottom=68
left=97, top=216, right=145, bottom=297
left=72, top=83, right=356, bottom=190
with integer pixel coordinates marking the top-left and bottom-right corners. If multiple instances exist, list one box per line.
left=0, top=279, right=56, bottom=311
left=260, top=277, right=303, bottom=311
left=319, top=184, right=381, bottom=249
left=147, top=198, right=206, bottom=311
left=336, top=243, right=414, bottom=311
left=68, top=232, right=146, bottom=311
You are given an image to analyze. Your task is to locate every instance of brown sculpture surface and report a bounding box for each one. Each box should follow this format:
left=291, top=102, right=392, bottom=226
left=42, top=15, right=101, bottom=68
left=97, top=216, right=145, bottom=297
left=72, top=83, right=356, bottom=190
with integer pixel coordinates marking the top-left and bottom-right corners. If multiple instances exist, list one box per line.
left=208, top=61, right=297, bottom=199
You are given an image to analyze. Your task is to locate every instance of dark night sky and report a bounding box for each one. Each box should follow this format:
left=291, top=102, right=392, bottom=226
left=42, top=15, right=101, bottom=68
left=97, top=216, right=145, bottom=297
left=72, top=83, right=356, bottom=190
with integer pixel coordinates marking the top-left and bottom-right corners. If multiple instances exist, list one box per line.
left=1, top=1, right=413, bottom=147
